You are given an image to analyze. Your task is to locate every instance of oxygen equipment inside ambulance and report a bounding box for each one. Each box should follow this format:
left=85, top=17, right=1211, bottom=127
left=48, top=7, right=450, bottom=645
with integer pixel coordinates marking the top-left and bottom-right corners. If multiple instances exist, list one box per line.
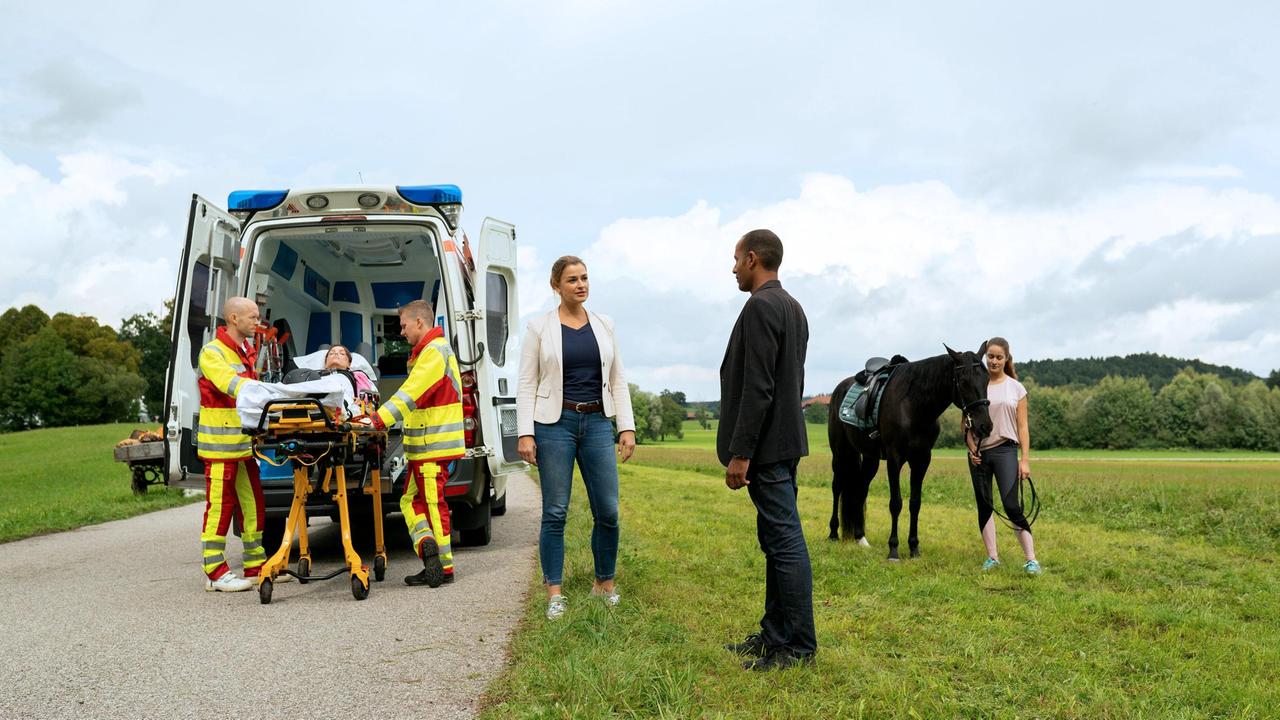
left=163, top=187, right=523, bottom=547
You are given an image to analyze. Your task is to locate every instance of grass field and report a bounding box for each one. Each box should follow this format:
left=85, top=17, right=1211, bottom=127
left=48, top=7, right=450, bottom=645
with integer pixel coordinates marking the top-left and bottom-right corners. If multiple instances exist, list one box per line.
left=482, top=421, right=1280, bottom=719
left=0, top=423, right=196, bottom=543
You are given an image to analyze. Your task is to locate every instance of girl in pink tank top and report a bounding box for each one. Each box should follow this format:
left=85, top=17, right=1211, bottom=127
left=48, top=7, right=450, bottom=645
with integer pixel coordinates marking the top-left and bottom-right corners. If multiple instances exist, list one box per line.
left=963, top=337, right=1041, bottom=575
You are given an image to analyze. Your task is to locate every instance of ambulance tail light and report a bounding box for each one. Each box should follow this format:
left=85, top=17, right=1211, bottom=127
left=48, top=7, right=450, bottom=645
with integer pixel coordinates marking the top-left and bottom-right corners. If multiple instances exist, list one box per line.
left=461, top=370, right=478, bottom=448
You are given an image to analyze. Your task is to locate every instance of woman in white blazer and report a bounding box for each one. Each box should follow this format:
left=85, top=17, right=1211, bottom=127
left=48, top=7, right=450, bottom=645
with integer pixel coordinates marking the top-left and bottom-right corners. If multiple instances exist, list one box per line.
left=517, top=255, right=636, bottom=620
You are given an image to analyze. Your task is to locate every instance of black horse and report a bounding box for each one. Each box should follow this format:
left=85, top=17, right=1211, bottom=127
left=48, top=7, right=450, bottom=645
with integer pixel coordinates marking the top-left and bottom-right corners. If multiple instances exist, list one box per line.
left=827, top=343, right=995, bottom=559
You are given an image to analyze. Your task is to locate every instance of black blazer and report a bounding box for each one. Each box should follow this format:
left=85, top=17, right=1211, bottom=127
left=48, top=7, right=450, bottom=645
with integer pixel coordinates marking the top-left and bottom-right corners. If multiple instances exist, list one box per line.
left=717, top=280, right=809, bottom=467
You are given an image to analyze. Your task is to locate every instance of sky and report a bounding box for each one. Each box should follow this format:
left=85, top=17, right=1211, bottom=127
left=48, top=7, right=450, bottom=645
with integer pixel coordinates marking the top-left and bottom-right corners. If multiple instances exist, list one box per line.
left=2, top=1, right=1279, bottom=399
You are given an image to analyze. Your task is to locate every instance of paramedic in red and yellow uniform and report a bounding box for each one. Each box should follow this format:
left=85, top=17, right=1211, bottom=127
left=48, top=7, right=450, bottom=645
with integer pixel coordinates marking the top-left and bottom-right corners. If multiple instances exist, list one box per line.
left=371, top=299, right=465, bottom=588
left=197, top=296, right=266, bottom=593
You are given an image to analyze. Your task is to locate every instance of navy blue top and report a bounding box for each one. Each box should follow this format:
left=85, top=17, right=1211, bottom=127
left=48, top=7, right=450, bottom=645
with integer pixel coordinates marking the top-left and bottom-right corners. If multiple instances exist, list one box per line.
left=561, top=322, right=603, bottom=404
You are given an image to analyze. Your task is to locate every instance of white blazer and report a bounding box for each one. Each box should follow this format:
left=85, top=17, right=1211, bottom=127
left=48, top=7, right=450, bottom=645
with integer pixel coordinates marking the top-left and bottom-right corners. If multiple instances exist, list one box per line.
left=516, top=307, right=636, bottom=437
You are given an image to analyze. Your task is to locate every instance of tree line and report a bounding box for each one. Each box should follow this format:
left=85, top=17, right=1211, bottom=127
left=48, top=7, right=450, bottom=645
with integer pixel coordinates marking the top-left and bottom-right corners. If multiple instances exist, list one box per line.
left=927, top=370, right=1280, bottom=451
left=0, top=304, right=171, bottom=432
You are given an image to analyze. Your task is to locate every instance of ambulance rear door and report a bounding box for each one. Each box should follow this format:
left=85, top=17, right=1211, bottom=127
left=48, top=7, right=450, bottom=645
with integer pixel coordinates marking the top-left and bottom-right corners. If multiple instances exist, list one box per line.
left=473, top=217, right=523, bottom=476
left=163, top=195, right=244, bottom=483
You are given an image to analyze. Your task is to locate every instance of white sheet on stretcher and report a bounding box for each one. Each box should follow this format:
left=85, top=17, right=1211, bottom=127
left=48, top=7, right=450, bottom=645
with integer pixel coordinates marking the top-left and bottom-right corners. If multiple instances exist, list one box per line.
left=236, top=375, right=355, bottom=430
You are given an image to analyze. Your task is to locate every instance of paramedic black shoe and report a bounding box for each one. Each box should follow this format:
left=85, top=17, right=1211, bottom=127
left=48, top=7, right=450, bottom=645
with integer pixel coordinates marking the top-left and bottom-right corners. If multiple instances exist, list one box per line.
left=405, top=538, right=445, bottom=588
left=205, top=572, right=252, bottom=593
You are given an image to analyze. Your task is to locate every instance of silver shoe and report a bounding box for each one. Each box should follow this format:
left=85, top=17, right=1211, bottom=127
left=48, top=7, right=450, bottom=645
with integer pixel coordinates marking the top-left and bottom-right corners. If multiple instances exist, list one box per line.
left=546, top=594, right=567, bottom=620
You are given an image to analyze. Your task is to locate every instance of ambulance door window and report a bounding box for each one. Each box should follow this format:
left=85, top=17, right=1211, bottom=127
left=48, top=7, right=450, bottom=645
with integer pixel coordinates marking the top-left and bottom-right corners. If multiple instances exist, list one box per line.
left=187, top=261, right=211, bottom=367
left=486, top=272, right=509, bottom=366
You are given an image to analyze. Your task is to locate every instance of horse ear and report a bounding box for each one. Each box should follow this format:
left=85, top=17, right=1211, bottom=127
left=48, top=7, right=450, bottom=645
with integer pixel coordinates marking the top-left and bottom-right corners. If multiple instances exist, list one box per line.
left=944, top=343, right=960, bottom=362
left=978, top=340, right=989, bottom=357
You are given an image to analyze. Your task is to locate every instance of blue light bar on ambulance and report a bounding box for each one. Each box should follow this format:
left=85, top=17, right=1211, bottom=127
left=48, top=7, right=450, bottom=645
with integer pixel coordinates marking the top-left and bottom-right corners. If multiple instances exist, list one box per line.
left=397, top=185, right=462, bottom=205
left=228, top=189, right=289, bottom=211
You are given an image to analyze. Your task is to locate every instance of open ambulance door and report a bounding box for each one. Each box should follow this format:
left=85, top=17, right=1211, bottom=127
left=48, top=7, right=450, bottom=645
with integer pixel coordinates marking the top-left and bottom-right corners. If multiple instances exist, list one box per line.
left=163, top=195, right=244, bottom=483
left=473, top=217, right=524, bottom=477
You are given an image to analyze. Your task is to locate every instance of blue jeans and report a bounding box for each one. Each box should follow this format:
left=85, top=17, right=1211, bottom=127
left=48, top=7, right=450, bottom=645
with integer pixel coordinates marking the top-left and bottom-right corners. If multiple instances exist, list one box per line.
left=535, top=408, right=620, bottom=586
left=747, top=460, right=817, bottom=656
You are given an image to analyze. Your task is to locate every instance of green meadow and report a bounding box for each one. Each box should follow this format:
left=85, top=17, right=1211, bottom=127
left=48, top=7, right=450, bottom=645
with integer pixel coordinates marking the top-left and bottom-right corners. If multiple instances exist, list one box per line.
left=482, top=421, right=1280, bottom=719
left=0, top=423, right=195, bottom=543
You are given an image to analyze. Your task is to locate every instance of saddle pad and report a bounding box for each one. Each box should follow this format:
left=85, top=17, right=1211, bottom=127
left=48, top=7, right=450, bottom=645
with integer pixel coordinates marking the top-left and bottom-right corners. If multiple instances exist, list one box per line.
left=837, top=381, right=875, bottom=430
left=837, top=369, right=894, bottom=431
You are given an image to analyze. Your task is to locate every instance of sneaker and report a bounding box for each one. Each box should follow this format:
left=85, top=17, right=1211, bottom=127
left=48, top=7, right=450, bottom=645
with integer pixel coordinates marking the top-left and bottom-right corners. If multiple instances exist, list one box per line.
left=244, top=570, right=290, bottom=583
left=590, top=587, right=620, bottom=606
left=981, top=557, right=1001, bottom=572
left=743, top=649, right=815, bottom=671
left=1024, top=560, right=1042, bottom=575
left=205, top=572, right=252, bottom=593
left=441, top=572, right=455, bottom=585
left=546, top=594, right=567, bottom=620
left=724, top=633, right=769, bottom=658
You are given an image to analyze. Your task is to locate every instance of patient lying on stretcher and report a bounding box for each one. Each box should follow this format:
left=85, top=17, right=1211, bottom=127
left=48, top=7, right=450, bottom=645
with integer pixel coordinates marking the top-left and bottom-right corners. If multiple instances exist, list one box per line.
left=235, top=345, right=379, bottom=429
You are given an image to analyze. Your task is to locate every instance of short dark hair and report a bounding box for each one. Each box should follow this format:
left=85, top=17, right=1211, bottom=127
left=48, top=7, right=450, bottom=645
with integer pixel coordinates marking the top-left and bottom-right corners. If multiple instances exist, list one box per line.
left=740, top=229, right=783, bottom=271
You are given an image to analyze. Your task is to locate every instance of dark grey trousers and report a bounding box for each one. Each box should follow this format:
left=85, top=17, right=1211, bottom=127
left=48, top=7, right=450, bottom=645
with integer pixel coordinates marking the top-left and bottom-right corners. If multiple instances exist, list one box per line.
left=969, top=441, right=1032, bottom=532
left=746, top=459, right=817, bottom=656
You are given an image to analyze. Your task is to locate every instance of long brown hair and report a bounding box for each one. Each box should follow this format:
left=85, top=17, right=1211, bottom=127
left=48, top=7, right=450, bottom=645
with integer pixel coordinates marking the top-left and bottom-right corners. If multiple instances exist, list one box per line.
left=987, top=336, right=1017, bottom=380
left=550, top=255, right=585, bottom=287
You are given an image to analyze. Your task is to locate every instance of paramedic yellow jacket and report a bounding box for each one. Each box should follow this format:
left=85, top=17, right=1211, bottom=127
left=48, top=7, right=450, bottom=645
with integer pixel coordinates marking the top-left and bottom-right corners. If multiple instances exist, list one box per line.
left=197, top=327, right=257, bottom=461
left=373, top=326, right=465, bottom=462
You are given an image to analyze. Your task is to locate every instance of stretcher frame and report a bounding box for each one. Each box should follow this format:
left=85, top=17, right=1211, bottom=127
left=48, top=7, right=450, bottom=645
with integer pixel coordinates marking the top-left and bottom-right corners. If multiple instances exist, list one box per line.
left=250, top=398, right=387, bottom=604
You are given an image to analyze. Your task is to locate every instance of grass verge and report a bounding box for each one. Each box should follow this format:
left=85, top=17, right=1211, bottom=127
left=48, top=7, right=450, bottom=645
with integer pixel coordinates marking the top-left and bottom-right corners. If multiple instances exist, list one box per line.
left=0, top=423, right=197, bottom=543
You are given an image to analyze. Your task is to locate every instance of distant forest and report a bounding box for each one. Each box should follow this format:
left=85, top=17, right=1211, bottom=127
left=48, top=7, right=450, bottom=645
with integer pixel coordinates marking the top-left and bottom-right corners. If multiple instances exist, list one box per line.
left=1018, top=353, right=1271, bottom=391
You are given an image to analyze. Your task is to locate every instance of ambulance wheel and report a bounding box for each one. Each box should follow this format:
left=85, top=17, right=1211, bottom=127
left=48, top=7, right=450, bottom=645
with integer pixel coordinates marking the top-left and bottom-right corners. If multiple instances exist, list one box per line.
left=297, top=558, right=311, bottom=584
left=351, top=575, right=369, bottom=601
left=374, top=556, right=386, bottom=582
left=259, top=579, right=273, bottom=605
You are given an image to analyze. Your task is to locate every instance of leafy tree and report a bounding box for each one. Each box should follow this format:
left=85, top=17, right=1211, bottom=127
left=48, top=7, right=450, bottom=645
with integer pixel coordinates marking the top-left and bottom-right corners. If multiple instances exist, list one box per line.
left=662, top=390, right=687, bottom=406
left=628, top=383, right=661, bottom=443
left=119, top=311, right=172, bottom=418
left=0, top=309, right=147, bottom=431
left=0, top=305, right=50, bottom=347
left=659, top=394, right=685, bottom=441
left=803, top=401, right=828, bottom=425
left=1268, top=369, right=1280, bottom=391
left=1076, top=376, right=1155, bottom=449
left=696, top=406, right=712, bottom=430
left=1154, top=370, right=1203, bottom=447
left=1026, top=382, right=1071, bottom=449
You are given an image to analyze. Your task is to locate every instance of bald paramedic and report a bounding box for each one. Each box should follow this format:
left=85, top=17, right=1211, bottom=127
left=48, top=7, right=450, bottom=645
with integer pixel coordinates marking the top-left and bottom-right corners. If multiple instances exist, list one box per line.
left=370, top=299, right=466, bottom=587
left=197, top=296, right=267, bottom=592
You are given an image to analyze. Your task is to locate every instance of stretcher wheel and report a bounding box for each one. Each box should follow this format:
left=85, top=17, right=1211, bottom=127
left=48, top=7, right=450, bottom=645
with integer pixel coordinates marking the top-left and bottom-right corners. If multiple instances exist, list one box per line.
left=259, top=579, right=273, bottom=605
left=297, top=558, right=311, bottom=584
left=351, top=575, right=369, bottom=601
left=373, top=556, right=386, bottom=582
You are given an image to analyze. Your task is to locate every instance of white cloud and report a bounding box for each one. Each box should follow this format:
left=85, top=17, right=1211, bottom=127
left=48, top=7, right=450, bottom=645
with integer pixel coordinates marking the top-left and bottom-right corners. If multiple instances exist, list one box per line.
left=571, top=174, right=1280, bottom=399
left=0, top=150, right=186, bottom=327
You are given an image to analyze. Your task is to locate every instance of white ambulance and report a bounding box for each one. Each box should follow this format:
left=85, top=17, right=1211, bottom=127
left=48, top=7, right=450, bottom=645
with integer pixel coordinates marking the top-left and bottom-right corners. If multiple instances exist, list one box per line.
left=162, top=185, right=523, bottom=547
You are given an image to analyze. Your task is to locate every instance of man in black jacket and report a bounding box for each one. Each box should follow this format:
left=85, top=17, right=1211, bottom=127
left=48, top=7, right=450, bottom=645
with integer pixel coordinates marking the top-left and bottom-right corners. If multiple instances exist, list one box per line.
left=718, top=228, right=816, bottom=671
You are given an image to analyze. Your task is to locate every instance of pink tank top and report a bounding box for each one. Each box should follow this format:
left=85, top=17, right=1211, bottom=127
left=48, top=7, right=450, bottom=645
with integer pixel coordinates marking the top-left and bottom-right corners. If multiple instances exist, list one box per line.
left=980, top=377, right=1027, bottom=451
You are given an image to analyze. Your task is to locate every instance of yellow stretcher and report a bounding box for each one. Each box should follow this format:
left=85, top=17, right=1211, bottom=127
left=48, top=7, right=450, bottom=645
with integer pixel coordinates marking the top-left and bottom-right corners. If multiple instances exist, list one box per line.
left=250, top=398, right=387, bottom=604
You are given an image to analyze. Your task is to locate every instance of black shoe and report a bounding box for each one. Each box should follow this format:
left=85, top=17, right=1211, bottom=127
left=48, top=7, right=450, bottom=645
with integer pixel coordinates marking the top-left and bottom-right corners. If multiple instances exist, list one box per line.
left=724, top=633, right=769, bottom=658
left=742, top=649, right=816, bottom=671
left=405, top=538, right=445, bottom=588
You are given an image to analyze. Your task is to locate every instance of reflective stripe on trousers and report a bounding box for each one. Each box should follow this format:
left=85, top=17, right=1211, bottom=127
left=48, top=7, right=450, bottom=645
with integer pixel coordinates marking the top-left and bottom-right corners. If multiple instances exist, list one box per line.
left=401, top=460, right=453, bottom=573
left=201, top=459, right=266, bottom=580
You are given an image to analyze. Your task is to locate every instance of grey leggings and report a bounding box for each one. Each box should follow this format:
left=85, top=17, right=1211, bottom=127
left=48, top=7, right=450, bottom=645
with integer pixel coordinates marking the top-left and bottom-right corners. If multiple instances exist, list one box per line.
left=969, top=441, right=1031, bottom=532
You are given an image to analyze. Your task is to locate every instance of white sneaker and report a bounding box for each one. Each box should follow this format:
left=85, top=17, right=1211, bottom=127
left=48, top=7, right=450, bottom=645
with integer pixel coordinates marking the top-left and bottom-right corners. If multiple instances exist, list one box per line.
left=591, top=587, right=621, bottom=607
left=546, top=594, right=567, bottom=620
left=205, top=572, right=253, bottom=593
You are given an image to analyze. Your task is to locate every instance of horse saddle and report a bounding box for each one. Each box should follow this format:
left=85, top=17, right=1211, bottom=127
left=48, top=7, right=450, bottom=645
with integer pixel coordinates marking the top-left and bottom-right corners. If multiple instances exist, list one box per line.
left=839, top=355, right=908, bottom=431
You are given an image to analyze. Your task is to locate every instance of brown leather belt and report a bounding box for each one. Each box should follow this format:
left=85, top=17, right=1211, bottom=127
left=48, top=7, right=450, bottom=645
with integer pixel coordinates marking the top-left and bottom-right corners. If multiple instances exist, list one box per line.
left=563, top=400, right=603, bottom=413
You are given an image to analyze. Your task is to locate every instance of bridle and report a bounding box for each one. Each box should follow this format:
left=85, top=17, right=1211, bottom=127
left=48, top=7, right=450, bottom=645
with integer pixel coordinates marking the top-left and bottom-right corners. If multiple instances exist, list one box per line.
left=953, top=360, right=990, bottom=436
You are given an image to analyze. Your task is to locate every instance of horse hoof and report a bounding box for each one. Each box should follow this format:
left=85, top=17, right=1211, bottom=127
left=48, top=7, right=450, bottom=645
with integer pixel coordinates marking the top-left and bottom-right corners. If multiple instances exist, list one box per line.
left=909, top=548, right=920, bottom=558
left=857, top=537, right=871, bottom=548
left=886, top=556, right=900, bottom=562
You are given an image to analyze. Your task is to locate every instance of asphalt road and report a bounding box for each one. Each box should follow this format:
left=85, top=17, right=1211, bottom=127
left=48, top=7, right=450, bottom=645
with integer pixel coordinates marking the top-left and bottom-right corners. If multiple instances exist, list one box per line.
left=0, top=473, right=539, bottom=720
